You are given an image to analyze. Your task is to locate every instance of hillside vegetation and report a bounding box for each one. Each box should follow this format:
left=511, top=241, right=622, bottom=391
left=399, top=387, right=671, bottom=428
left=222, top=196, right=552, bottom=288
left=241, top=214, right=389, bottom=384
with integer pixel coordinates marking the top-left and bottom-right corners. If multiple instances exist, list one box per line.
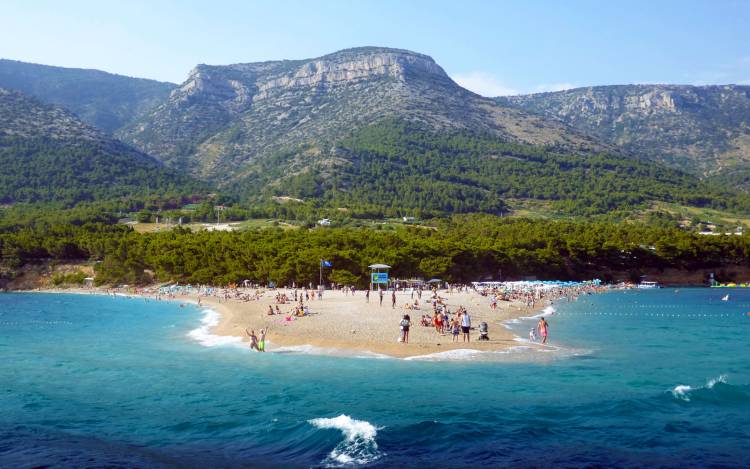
left=0, top=88, right=205, bottom=204
left=0, top=59, right=175, bottom=133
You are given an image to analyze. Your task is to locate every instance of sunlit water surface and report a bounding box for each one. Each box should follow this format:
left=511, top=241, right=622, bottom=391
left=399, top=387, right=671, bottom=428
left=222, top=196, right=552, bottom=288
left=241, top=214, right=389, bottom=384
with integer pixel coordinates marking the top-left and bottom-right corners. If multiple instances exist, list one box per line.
left=1, top=290, right=749, bottom=468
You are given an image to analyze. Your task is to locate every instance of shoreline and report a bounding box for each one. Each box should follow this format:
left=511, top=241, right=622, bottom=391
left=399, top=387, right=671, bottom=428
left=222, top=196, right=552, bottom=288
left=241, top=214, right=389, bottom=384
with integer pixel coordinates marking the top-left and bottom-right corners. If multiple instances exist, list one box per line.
left=15, top=286, right=581, bottom=359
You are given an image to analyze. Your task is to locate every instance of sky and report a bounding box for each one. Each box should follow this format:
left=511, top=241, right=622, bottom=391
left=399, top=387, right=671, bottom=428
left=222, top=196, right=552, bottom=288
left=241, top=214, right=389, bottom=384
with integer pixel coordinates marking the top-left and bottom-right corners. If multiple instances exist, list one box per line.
left=2, top=0, right=749, bottom=96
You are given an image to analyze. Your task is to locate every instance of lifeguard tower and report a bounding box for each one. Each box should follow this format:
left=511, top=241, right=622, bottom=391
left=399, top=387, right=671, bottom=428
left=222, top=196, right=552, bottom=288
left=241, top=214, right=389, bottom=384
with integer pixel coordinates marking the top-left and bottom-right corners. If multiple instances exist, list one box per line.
left=368, top=263, right=391, bottom=291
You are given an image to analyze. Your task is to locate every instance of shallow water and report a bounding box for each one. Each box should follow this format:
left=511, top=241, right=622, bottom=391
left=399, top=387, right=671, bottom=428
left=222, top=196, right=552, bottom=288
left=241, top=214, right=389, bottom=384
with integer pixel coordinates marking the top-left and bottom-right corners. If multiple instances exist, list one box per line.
left=1, top=290, right=749, bottom=468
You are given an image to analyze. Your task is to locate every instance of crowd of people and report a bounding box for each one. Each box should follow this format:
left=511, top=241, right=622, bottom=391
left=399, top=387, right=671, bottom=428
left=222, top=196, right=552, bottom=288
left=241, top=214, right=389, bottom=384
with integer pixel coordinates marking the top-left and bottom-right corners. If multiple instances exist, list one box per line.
left=97, top=280, right=610, bottom=353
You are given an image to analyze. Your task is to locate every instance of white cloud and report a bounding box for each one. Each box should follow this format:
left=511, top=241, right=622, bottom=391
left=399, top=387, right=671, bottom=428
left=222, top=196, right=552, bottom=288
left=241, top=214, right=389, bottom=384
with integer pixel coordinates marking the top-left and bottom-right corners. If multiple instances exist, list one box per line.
left=532, top=83, right=577, bottom=93
left=451, top=71, right=520, bottom=97
left=451, top=71, right=577, bottom=96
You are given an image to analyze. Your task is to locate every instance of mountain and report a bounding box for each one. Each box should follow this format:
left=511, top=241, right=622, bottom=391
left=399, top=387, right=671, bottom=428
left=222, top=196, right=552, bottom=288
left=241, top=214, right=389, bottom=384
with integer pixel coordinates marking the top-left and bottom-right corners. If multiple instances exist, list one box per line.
left=497, top=85, right=750, bottom=177
left=7, top=48, right=746, bottom=216
left=0, top=59, right=175, bottom=133
left=115, top=47, right=750, bottom=216
left=119, top=47, right=602, bottom=179
left=0, top=88, right=203, bottom=204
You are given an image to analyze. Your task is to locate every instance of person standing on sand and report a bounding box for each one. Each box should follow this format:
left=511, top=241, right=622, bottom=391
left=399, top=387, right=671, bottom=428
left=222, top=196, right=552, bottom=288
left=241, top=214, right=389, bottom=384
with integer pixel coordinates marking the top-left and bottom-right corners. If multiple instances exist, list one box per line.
left=379, top=289, right=384, bottom=307
left=391, top=290, right=396, bottom=309
left=433, top=309, right=443, bottom=335
left=400, top=314, right=411, bottom=343
left=366, top=289, right=370, bottom=303
left=461, top=310, right=471, bottom=342
left=245, top=328, right=260, bottom=351
left=538, top=317, right=549, bottom=344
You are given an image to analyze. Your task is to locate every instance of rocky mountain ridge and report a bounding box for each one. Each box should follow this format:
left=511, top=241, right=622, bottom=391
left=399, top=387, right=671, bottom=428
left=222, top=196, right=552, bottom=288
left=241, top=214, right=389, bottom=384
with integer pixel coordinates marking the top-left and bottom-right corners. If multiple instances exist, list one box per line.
left=498, top=84, right=750, bottom=176
left=119, top=47, right=601, bottom=180
left=0, top=88, right=105, bottom=142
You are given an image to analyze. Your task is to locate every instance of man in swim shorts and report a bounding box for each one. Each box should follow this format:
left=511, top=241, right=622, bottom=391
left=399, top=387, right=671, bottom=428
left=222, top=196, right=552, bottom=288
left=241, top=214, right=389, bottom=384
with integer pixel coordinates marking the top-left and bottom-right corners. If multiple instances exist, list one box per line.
left=461, top=310, right=471, bottom=342
left=258, top=328, right=267, bottom=352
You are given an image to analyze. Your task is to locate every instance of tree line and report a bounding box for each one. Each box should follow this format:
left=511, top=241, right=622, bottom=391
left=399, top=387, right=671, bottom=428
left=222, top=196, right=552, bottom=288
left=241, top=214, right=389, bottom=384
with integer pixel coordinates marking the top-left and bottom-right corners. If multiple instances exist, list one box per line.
left=2, top=213, right=749, bottom=288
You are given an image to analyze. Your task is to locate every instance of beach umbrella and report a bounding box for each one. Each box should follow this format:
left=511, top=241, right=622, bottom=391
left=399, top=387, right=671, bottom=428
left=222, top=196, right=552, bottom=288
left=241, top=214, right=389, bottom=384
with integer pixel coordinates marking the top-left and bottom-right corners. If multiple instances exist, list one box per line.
left=427, top=278, right=442, bottom=284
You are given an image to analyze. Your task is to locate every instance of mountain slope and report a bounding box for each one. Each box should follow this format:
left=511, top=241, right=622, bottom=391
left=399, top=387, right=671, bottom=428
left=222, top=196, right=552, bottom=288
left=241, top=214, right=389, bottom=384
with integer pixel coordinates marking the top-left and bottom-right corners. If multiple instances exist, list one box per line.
left=0, top=88, right=203, bottom=204
left=0, top=59, right=175, bottom=133
left=497, top=85, right=750, bottom=176
left=232, top=119, right=750, bottom=217
left=119, top=47, right=603, bottom=180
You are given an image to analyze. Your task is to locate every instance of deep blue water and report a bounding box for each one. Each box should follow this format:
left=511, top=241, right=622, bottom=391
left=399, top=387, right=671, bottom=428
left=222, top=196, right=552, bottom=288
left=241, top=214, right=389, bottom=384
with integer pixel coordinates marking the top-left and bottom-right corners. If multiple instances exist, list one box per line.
left=1, top=290, right=749, bottom=468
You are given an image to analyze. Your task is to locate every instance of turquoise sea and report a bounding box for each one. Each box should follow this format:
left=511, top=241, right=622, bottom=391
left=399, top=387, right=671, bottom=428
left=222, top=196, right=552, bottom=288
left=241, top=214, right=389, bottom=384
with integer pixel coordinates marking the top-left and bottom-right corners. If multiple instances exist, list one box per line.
left=1, top=289, right=749, bottom=468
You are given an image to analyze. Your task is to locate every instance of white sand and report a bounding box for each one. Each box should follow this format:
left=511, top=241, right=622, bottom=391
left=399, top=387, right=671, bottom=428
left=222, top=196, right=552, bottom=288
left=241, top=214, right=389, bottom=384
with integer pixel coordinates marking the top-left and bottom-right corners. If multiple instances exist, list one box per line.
left=206, top=289, right=543, bottom=358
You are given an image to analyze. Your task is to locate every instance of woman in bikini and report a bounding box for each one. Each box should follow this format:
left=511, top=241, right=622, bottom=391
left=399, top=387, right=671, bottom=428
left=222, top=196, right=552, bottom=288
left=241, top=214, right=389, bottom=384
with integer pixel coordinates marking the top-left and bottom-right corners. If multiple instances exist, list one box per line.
left=245, top=328, right=260, bottom=351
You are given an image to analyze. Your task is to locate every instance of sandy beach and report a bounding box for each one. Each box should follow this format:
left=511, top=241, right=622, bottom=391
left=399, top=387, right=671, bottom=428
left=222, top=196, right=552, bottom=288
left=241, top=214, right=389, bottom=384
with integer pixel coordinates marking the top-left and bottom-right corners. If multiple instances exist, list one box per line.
left=197, top=289, right=548, bottom=358
left=28, top=286, right=553, bottom=358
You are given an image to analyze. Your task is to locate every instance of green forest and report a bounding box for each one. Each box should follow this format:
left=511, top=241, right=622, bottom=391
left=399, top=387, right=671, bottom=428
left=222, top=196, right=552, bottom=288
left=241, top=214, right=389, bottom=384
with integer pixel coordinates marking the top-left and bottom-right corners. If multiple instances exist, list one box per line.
left=2, top=211, right=749, bottom=288
left=0, top=136, right=206, bottom=204
left=237, top=120, right=750, bottom=217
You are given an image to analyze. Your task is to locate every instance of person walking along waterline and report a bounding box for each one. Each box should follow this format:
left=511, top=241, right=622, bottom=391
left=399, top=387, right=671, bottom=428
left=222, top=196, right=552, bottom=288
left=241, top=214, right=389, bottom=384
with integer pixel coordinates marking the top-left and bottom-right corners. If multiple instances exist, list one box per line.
left=258, top=328, right=268, bottom=352
left=538, top=317, right=549, bottom=344
left=461, top=310, right=471, bottom=342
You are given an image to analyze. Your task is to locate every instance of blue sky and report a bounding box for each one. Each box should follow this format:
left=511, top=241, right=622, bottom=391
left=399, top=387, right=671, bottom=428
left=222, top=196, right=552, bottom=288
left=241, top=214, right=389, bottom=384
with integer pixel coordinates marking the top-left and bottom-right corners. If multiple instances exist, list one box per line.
left=2, top=0, right=749, bottom=95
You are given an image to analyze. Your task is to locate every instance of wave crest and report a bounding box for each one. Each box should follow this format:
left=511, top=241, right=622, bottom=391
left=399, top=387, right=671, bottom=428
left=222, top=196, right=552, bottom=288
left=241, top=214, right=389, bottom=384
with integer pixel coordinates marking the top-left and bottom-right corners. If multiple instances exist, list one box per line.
left=308, top=415, right=382, bottom=467
left=187, top=309, right=243, bottom=347
left=669, top=375, right=749, bottom=404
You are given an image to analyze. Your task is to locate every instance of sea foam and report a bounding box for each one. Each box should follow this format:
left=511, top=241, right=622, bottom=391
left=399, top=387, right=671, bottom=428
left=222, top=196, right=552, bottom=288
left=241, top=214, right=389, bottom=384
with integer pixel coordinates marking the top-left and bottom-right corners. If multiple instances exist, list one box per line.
left=187, top=309, right=243, bottom=347
left=521, top=305, right=557, bottom=320
left=403, top=346, right=542, bottom=362
left=272, top=344, right=391, bottom=360
left=671, top=374, right=728, bottom=401
left=308, top=415, right=382, bottom=467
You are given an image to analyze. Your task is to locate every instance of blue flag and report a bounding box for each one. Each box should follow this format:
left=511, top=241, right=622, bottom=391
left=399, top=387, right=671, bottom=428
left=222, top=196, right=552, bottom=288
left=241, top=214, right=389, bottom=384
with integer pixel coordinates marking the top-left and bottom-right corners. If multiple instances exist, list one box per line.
left=321, top=260, right=332, bottom=267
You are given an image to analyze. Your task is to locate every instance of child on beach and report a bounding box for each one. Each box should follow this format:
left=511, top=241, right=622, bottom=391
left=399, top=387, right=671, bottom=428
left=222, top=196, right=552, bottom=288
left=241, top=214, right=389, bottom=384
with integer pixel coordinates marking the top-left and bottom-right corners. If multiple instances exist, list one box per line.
left=451, top=318, right=460, bottom=342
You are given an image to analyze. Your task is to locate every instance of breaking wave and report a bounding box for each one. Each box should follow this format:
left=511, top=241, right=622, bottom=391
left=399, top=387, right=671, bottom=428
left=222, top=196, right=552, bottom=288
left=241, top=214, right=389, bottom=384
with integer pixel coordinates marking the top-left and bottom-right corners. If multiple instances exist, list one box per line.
left=187, top=309, right=243, bottom=347
left=308, top=415, right=382, bottom=467
left=669, top=375, right=750, bottom=404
